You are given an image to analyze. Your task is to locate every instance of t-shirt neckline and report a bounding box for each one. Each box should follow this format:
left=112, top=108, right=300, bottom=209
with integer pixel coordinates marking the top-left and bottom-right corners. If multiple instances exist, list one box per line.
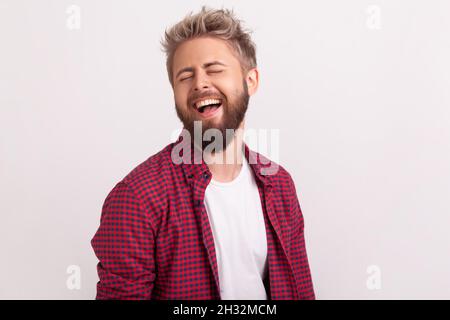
left=209, top=157, right=248, bottom=188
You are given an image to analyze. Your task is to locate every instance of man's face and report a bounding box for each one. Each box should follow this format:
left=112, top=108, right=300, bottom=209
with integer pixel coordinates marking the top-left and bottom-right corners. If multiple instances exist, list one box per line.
left=172, top=37, right=255, bottom=151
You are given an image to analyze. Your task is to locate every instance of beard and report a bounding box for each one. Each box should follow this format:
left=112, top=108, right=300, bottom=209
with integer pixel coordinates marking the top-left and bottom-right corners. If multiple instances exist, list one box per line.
left=175, top=78, right=249, bottom=153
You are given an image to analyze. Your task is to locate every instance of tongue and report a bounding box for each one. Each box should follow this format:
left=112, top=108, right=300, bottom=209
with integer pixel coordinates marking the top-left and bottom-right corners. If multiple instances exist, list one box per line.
left=202, top=105, right=219, bottom=115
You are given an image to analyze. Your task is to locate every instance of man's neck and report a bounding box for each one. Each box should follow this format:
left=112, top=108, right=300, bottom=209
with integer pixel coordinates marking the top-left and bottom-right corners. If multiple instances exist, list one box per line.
left=204, top=122, right=245, bottom=183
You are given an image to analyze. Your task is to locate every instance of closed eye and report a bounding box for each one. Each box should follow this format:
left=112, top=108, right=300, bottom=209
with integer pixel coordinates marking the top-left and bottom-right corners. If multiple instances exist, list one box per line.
left=180, top=70, right=223, bottom=82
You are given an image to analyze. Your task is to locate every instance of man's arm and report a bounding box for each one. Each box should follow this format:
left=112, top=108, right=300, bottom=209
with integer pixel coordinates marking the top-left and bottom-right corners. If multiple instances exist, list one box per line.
left=91, top=181, right=156, bottom=299
left=289, top=176, right=316, bottom=300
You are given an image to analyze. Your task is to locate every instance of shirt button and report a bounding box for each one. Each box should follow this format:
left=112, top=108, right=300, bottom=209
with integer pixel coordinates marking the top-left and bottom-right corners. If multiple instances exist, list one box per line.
left=202, top=173, right=209, bottom=179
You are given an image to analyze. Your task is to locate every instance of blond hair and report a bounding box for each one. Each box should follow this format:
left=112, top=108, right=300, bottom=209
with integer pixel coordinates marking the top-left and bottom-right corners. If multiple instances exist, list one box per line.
left=160, top=6, right=257, bottom=86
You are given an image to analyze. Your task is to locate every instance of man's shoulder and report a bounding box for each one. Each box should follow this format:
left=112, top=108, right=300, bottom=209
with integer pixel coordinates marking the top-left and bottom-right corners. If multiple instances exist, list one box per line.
left=247, top=148, right=295, bottom=188
left=112, top=142, right=178, bottom=204
left=250, top=150, right=301, bottom=214
left=100, top=143, right=176, bottom=233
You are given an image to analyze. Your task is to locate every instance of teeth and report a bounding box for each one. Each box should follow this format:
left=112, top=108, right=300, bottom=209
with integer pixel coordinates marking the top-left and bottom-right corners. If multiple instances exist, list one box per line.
left=195, top=99, right=221, bottom=109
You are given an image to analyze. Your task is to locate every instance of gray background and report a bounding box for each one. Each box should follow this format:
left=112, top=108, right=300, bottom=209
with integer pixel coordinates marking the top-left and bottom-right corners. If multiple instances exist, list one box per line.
left=1, top=0, right=449, bottom=299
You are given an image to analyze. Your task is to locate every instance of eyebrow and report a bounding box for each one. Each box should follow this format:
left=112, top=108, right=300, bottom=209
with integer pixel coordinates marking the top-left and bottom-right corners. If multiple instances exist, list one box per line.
left=175, top=61, right=227, bottom=80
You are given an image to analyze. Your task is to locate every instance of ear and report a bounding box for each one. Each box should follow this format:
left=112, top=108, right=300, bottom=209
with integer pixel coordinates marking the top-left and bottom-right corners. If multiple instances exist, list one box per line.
left=245, top=68, right=259, bottom=96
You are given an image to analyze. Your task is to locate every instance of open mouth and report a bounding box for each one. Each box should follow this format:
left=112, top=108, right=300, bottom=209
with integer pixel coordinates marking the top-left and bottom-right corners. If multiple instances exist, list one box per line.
left=197, top=102, right=221, bottom=113
left=193, top=98, right=223, bottom=117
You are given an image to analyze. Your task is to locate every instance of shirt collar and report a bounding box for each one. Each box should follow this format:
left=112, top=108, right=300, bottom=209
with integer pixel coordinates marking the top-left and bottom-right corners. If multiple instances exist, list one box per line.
left=170, top=133, right=275, bottom=187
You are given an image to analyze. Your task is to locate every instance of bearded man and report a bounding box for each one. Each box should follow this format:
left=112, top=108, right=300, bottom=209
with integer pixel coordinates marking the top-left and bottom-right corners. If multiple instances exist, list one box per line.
left=91, top=6, right=315, bottom=300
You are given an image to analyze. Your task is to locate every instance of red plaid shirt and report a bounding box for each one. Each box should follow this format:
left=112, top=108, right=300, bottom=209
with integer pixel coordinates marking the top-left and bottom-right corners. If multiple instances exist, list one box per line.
left=91, top=135, right=315, bottom=300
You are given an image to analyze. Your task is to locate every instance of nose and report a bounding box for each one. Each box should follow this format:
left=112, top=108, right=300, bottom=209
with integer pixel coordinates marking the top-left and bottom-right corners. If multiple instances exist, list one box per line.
left=193, top=72, right=210, bottom=91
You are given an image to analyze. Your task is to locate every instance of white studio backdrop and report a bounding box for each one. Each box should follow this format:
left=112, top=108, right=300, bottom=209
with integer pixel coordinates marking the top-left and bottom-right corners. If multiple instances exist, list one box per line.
left=1, top=0, right=449, bottom=299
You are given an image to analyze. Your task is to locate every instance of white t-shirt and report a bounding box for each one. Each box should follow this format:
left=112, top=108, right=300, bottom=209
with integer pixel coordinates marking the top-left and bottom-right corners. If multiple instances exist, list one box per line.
left=204, top=157, right=268, bottom=300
